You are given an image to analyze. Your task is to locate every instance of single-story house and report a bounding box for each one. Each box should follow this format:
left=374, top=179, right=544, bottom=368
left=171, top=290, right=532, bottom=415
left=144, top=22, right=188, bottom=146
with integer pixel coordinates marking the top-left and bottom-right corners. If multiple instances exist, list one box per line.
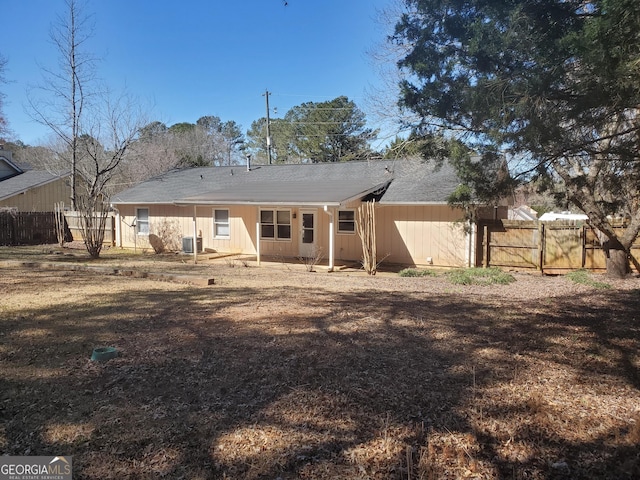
left=0, top=148, right=71, bottom=212
left=110, top=159, right=506, bottom=269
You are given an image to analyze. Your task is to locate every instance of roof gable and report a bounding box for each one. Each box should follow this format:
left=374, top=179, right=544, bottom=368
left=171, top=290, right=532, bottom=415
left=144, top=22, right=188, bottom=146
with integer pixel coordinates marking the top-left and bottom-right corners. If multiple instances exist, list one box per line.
left=0, top=155, right=23, bottom=181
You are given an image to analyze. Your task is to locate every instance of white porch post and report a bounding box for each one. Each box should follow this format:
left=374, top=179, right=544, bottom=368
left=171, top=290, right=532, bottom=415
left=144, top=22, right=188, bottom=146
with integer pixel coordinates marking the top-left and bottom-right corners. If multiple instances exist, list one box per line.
left=256, top=207, right=261, bottom=266
left=323, top=205, right=335, bottom=272
left=114, top=208, right=122, bottom=248
left=193, top=205, right=198, bottom=264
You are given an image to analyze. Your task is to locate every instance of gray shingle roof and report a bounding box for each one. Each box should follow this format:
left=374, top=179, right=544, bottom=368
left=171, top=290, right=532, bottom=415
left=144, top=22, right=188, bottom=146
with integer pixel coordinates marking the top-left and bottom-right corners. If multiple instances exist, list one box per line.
left=0, top=170, right=70, bottom=201
left=111, top=159, right=462, bottom=206
left=378, top=160, right=461, bottom=204
left=179, top=179, right=391, bottom=206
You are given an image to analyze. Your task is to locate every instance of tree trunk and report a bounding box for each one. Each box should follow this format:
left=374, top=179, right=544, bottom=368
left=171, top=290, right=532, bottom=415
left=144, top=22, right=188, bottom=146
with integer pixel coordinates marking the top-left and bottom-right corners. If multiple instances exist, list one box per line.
left=356, top=201, right=377, bottom=275
left=604, top=238, right=628, bottom=278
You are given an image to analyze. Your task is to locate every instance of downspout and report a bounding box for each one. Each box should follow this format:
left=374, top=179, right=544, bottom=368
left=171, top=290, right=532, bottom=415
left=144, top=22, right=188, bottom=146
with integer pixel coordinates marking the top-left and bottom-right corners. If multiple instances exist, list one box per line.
left=323, top=205, right=335, bottom=272
left=193, top=205, right=198, bottom=264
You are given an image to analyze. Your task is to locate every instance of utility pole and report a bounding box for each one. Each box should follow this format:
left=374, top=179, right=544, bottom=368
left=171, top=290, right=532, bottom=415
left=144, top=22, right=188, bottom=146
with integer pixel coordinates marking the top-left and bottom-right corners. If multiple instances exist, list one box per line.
left=263, top=89, right=272, bottom=165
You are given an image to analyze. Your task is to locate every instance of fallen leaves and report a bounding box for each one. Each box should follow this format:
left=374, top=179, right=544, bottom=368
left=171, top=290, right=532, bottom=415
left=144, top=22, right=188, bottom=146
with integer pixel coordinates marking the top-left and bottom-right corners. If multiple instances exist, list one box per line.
left=1, top=255, right=639, bottom=478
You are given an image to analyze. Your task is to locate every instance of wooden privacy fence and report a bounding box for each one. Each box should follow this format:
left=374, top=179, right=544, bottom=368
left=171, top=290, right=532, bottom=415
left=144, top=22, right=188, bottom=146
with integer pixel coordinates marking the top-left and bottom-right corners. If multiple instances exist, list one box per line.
left=478, top=220, right=640, bottom=273
left=0, top=211, right=115, bottom=246
left=63, top=211, right=115, bottom=246
left=0, top=211, right=58, bottom=245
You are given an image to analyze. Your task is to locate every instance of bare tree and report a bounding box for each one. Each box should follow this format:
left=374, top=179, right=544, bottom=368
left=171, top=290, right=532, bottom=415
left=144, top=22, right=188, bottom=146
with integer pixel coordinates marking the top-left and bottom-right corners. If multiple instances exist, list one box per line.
left=76, top=92, right=145, bottom=257
left=27, top=0, right=146, bottom=257
left=78, top=92, right=145, bottom=199
left=119, top=133, right=180, bottom=185
left=27, top=0, right=96, bottom=209
left=120, top=118, right=240, bottom=186
left=0, top=53, right=8, bottom=139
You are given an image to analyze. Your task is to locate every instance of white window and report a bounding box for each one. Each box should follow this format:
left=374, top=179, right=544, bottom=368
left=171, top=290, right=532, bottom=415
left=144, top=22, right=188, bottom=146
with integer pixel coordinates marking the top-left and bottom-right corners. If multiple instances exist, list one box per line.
left=136, top=208, right=149, bottom=235
left=213, top=209, right=230, bottom=238
left=338, top=209, right=355, bottom=234
left=260, top=209, right=291, bottom=240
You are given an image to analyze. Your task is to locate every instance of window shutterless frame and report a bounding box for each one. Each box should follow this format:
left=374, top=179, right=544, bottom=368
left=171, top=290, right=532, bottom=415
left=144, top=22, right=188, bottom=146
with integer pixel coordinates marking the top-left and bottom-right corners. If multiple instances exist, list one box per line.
left=213, top=209, right=230, bottom=238
left=337, top=209, right=356, bottom=234
left=260, top=209, right=291, bottom=240
left=136, top=207, right=149, bottom=235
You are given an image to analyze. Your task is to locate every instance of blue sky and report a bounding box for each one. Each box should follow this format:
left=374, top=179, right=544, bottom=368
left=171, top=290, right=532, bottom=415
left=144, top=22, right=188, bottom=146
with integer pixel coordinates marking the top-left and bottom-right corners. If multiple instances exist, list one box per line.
left=3, top=0, right=397, bottom=147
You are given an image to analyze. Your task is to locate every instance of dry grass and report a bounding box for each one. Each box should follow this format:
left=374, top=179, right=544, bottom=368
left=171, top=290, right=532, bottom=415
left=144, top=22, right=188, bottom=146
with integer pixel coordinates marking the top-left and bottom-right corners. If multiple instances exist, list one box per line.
left=1, top=245, right=639, bottom=479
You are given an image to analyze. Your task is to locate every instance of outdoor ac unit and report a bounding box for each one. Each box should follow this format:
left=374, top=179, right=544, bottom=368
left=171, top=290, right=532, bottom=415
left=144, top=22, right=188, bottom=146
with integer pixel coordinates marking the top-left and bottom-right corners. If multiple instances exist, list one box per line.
left=182, top=236, right=202, bottom=254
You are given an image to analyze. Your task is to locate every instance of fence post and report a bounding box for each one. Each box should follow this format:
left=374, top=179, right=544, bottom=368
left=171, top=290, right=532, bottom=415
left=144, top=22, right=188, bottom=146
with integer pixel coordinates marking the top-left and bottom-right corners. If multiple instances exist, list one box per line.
left=538, top=222, right=545, bottom=274
left=483, top=224, right=489, bottom=268
left=110, top=215, right=116, bottom=246
left=581, top=224, right=586, bottom=269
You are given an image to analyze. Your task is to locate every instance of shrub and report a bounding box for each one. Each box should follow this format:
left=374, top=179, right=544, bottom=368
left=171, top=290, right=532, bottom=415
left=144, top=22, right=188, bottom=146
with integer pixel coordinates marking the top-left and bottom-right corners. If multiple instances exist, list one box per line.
left=565, top=269, right=611, bottom=289
left=298, top=246, right=324, bottom=272
left=445, top=267, right=515, bottom=286
left=399, top=268, right=438, bottom=278
left=150, top=219, right=182, bottom=253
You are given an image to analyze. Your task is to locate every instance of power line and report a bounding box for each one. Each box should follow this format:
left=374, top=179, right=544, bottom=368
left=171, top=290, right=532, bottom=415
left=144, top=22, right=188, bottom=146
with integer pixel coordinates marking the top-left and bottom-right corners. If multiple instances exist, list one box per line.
left=271, top=93, right=366, bottom=99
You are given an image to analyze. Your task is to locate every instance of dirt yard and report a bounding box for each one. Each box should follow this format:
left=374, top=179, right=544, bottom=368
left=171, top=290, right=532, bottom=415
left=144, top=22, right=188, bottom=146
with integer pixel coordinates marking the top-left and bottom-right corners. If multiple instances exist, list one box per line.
left=1, top=246, right=639, bottom=479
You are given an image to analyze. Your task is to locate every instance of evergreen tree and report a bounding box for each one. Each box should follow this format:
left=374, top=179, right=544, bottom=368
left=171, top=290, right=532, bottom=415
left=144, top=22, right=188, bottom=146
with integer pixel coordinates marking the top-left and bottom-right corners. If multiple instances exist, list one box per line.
left=246, top=96, right=375, bottom=163
left=394, top=0, right=640, bottom=277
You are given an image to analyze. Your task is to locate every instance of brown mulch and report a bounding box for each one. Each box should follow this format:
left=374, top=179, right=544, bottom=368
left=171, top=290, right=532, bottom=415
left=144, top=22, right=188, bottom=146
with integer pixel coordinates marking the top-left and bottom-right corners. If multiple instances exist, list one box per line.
left=0, top=247, right=639, bottom=479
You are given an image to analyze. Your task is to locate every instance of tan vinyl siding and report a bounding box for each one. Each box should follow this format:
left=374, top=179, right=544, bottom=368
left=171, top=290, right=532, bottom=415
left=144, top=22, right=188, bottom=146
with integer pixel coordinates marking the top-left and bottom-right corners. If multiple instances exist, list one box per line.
left=0, top=177, right=70, bottom=211
left=210, top=205, right=256, bottom=254
left=117, top=204, right=258, bottom=254
left=334, top=228, right=360, bottom=260
left=115, top=202, right=471, bottom=268
left=117, top=205, right=190, bottom=250
left=333, top=202, right=363, bottom=261
left=376, top=204, right=468, bottom=267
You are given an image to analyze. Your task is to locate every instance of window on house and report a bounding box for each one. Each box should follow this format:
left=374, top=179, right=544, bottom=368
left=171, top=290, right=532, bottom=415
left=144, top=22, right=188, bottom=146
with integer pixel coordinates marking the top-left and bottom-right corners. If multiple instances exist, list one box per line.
left=260, top=209, right=291, bottom=240
left=213, top=209, right=230, bottom=238
left=338, top=209, right=355, bottom=234
left=136, top=208, right=149, bottom=235
left=277, top=210, right=291, bottom=239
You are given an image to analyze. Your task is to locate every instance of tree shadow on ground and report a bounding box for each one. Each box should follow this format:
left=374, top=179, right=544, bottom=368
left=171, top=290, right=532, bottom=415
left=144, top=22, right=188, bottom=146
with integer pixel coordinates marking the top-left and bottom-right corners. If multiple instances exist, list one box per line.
left=1, top=268, right=638, bottom=479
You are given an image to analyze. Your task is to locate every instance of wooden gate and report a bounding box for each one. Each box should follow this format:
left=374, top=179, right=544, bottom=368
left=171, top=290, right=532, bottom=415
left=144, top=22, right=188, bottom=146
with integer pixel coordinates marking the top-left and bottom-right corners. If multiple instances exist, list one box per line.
left=477, top=220, right=640, bottom=273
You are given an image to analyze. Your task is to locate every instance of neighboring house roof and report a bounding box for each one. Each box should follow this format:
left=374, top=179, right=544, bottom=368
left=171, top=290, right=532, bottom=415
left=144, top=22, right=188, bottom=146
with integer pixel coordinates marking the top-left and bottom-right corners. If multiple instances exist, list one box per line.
left=0, top=170, right=70, bottom=202
left=0, top=154, right=24, bottom=181
left=509, top=205, right=538, bottom=221
left=538, top=211, right=588, bottom=222
left=111, top=159, right=463, bottom=206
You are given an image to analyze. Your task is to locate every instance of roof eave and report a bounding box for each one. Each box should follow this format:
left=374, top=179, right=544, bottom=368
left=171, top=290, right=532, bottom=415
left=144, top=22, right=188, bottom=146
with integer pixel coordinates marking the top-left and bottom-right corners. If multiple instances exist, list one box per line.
left=378, top=200, right=449, bottom=206
left=340, top=180, right=392, bottom=205
left=111, top=200, right=181, bottom=205
left=173, top=200, right=343, bottom=207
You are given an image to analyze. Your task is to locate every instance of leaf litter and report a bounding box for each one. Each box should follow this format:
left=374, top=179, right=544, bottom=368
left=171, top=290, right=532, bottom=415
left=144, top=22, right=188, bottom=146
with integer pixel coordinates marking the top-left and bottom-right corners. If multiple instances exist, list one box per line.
left=0, top=255, right=639, bottom=479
